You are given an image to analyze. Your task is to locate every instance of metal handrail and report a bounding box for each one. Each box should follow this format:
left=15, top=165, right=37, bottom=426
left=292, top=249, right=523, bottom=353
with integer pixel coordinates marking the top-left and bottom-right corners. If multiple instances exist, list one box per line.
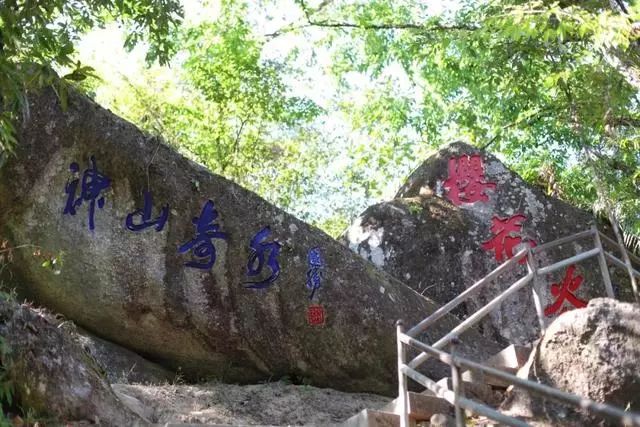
left=408, top=271, right=534, bottom=369
left=408, top=227, right=620, bottom=369
left=536, top=247, right=601, bottom=275
left=399, top=333, right=640, bottom=426
left=410, top=227, right=621, bottom=338
left=605, top=252, right=640, bottom=278
left=407, top=248, right=528, bottom=337
left=395, top=226, right=639, bottom=427
left=599, top=231, right=640, bottom=267
left=598, top=230, right=640, bottom=303
left=399, top=365, right=528, bottom=427
left=530, top=228, right=595, bottom=254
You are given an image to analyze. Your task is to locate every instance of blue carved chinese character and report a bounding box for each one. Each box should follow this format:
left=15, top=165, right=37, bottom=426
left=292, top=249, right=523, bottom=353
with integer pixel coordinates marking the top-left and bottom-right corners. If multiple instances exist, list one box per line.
left=306, top=247, right=325, bottom=300
left=244, top=226, right=281, bottom=289
left=126, top=190, right=169, bottom=232
left=178, top=200, right=228, bottom=269
left=63, top=156, right=111, bottom=231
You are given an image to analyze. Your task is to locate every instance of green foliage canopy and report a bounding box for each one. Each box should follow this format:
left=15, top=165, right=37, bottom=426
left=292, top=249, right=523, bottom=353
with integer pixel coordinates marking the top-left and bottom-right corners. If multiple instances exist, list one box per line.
left=94, top=2, right=330, bottom=222
left=0, top=0, right=183, bottom=150
left=275, top=0, right=640, bottom=243
left=1, top=0, right=639, bottom=244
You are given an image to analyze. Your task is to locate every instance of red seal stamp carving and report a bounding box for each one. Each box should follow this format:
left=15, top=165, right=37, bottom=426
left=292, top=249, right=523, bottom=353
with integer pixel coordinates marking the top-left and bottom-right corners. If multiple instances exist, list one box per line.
left=307, top=304, right=325, bottom=326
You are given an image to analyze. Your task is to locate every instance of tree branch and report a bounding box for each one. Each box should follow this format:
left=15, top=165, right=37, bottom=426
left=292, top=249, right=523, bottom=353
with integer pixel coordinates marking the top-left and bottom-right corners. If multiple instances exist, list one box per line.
left=265, top=20, right=474, bottom=38
left=266, top=0, right=476, bottom=38
left=304, top=19, right=474, bottom=32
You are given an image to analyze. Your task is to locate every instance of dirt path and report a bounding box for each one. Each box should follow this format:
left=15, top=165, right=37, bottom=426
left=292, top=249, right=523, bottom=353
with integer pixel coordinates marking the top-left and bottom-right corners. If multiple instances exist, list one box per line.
left=113, top=381, right=391, bottom=425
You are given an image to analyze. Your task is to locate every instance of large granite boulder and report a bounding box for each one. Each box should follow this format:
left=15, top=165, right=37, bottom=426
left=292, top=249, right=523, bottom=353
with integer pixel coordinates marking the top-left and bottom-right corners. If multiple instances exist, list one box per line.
left=343, top=142, right=623, bottom=345
left=0, top=296, right=145, bottom=426
left=0, top=88, right=501, bottom=396
left=501, top=298, right=640, bottom=425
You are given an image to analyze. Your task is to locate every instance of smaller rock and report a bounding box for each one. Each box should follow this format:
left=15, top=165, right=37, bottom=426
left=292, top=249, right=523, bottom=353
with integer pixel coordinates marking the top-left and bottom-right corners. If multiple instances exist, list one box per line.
left=112, top=385, right=154, bottom=422
left=71, top=327, right=175, bottom=384
left=430, top=413, right=455, bottom=427
left=0, top=296, right=144, bottom=426
left=436, top=377, right=501, bottom=406
left=501, top=298, right=640, bottom=425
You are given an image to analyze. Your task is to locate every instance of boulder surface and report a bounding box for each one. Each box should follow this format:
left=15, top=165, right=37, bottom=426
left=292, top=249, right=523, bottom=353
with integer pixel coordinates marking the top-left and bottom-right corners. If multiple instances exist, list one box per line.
left=501, top=298, right=640, bottom=425
left=343, top=142, right=625, bottom=345
left=0, top=296, right=145, bottom=426
left=0, top=88, right=501, bottom=395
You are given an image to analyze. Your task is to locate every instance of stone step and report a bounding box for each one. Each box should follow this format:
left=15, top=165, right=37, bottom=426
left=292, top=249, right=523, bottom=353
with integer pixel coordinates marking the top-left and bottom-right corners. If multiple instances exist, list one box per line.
left=381, top=391, right=451, bottom=420
left=436, top=377, right=500, bottom=406
left=340, top=391, right=452, bottom=427
left=462, top=344, right=532, bottom=388
left=339, top=409, right=400, bottom=427
left=341, top=345, right=530, bottom=426
left=153, top=425, right=281, bottom=427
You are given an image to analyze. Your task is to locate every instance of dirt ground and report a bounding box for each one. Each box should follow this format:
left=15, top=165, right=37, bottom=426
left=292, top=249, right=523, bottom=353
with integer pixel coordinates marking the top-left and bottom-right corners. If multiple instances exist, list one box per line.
left=113, top=381, right=392, bottom=426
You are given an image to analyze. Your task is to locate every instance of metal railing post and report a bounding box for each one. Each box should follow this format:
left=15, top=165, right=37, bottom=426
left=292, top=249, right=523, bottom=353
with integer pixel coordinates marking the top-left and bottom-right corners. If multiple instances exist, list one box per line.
left=400, top=333, right=640, bottom=426
left=526, top=249, right=546, bottom=334
left=396, top=320, right=409, bottom=427
left=607, top=218, right=639, bottom=302
left=593, top=225, right=615, bottom=298
left=409, top=271, right=534, bottom=369
left=407, top=249, right=528, bottom=338
left=450, top=337, right=465, bottom=427
left=395, top=227, right=640, bottom=427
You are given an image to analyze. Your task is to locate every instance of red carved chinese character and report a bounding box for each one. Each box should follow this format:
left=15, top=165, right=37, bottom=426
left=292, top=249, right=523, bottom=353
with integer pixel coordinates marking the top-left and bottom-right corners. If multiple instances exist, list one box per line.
left=481, top=214, right=536, bottom=263
left=443, top=154, right=497, bottom=205
left=307, top=304, right=325, bottom=326
left=544, top=265, right=588, bottom=317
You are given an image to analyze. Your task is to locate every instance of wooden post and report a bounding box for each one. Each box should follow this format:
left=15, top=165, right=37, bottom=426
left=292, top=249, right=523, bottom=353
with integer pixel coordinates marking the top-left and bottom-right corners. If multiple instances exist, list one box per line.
left=396, top=320, right=409, bottom=427
left=593, top=225, right=615, bottom=298
left=527, top=250, right=546, bottom=335
left=450, top=337, right=465, bottom=427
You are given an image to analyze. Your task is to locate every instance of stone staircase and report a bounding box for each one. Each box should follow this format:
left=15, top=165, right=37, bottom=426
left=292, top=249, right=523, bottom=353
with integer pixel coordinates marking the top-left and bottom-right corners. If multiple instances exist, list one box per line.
left=343, top=226, right=640, bottom=427
left=339, top=345, right=531, bottom=427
